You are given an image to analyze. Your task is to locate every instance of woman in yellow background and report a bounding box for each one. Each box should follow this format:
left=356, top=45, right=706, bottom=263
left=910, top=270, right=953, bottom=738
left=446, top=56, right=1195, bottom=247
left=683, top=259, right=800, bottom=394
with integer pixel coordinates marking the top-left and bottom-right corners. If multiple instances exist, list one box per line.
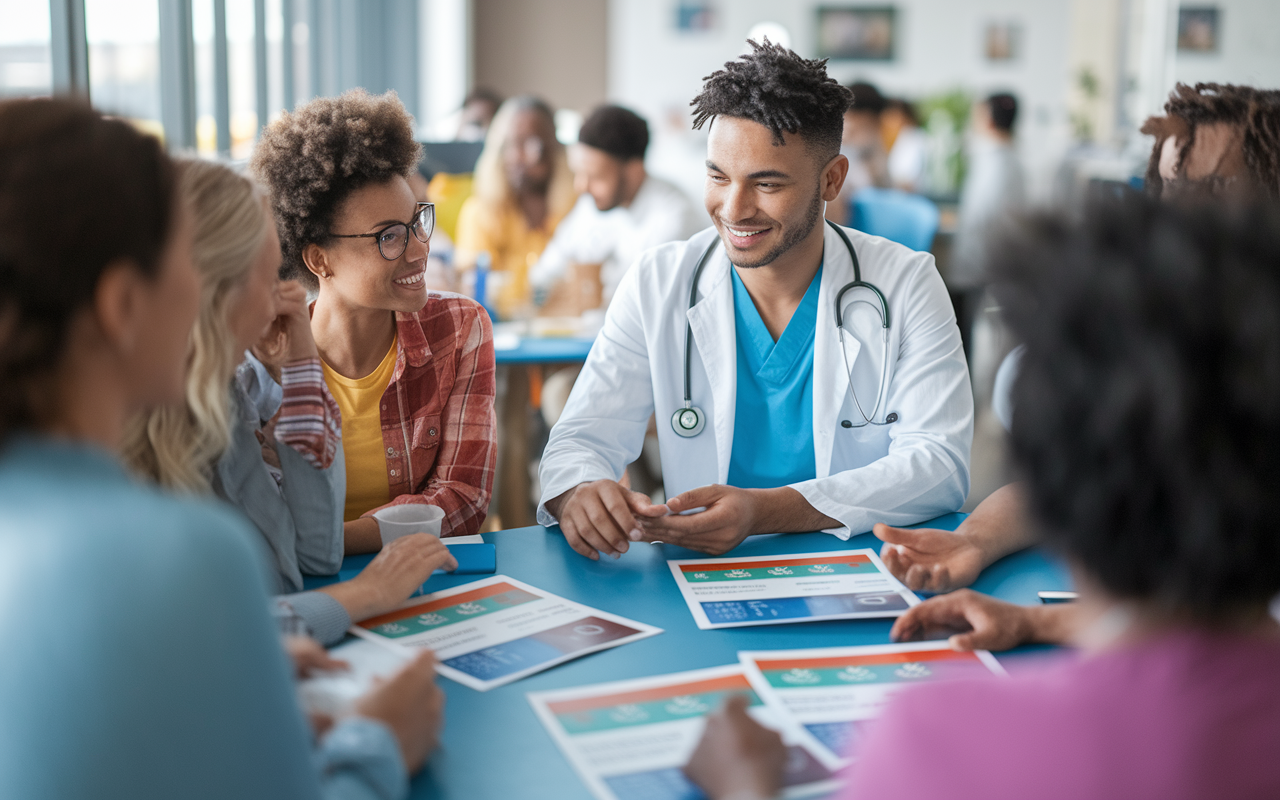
left=454, top=95, right=577, bottom=319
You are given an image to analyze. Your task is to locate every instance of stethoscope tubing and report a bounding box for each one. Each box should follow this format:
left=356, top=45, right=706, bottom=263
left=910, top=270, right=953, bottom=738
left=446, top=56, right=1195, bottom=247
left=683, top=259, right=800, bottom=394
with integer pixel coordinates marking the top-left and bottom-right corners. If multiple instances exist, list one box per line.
left=677, top=219, right=896, bottom=435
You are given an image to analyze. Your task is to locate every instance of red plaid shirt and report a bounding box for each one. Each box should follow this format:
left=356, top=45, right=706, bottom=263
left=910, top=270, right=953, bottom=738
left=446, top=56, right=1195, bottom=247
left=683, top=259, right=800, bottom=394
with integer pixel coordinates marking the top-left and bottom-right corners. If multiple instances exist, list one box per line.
left=363, top=293, right=496, bottom=537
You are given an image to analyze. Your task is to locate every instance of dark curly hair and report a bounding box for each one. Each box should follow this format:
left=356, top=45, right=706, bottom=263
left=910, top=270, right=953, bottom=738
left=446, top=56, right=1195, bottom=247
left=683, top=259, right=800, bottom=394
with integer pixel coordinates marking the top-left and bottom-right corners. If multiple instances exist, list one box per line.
left=690, top=39, right=851, bottom=160
left=251, top=89, right=421, bottom=287
left=1140, top=82, right=1280, bottom=200
left=993, top=193, right=1280, bottom=619
left=0, top=98, right=175, bottom=442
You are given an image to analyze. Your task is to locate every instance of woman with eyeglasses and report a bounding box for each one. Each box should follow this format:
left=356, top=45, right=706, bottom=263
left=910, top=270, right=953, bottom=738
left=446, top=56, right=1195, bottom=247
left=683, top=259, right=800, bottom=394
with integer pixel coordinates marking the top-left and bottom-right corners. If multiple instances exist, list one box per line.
left=253, top=90, right=497, bottom=553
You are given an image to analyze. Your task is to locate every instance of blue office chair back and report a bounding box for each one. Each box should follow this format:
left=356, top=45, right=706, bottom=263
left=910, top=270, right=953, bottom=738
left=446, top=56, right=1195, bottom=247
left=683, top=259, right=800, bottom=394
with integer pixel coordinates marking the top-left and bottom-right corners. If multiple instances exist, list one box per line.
left=850, top=187, right=940, bottom=252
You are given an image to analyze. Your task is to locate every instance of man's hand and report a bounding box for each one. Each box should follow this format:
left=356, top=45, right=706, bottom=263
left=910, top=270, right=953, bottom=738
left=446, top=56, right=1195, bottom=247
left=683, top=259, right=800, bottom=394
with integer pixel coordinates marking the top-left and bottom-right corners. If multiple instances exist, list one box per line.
left=630, top=485, right=757, bottom=555
left=252, top=279, right=319, bottom=377
left=873, top=523, right=990, bottom=593
left=891, top=589, right=1079, bottom=651
left=320, top=533, right=458, bottom=622
left=352, top=650, right=444, bottom=774
left=547, top=480, right=667, bottom=560
left=684, top=695, right=786, bottom=800
left=632, top=485, right=839, bottom=556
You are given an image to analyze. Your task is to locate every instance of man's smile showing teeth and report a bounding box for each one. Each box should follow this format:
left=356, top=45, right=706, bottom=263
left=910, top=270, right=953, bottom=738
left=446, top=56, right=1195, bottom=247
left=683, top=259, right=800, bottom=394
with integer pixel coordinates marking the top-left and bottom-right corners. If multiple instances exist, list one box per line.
left=393, top=270, right=425, bottom=286
left=728, top=228, right=766, bottom=237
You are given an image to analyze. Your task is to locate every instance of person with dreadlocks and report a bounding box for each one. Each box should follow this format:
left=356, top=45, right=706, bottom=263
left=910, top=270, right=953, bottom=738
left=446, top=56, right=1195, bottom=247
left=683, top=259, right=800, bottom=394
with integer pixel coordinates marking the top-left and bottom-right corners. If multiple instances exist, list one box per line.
left=537, top=40, right=973, bottom=560
left=1142, top=82, right=1280, bottom=200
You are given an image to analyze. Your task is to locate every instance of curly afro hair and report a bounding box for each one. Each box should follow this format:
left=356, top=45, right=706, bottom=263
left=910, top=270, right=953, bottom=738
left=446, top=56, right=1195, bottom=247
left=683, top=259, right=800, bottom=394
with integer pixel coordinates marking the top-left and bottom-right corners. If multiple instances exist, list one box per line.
left=993, top=194, right=1280, bottom=619
left=251, top=89, right=421, bottom=287
left=690, top=39, right=851, bottom=160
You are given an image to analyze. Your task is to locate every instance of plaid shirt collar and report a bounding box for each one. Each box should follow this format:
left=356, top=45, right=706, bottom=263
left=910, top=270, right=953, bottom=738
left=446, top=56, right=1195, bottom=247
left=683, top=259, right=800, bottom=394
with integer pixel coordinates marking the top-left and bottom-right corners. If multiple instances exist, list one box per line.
left=393, top=310, right=434, bottom=375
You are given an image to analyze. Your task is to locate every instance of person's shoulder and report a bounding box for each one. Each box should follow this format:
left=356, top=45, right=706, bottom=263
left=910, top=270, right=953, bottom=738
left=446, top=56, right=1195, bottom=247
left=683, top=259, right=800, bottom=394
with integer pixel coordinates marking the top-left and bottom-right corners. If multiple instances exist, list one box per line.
left=837, top=225, right=937, bottom=289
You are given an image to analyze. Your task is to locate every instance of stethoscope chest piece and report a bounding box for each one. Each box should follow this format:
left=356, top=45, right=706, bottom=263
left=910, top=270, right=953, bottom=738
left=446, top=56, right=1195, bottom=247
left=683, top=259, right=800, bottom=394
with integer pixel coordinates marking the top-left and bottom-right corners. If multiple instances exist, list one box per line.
left=671, top=405, right=706, bottom=438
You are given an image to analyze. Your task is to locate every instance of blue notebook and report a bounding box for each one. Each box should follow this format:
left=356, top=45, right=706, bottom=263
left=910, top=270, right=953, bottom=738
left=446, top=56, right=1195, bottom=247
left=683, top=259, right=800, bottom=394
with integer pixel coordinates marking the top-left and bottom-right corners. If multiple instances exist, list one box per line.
left=438, top=542, right=497, bottom=575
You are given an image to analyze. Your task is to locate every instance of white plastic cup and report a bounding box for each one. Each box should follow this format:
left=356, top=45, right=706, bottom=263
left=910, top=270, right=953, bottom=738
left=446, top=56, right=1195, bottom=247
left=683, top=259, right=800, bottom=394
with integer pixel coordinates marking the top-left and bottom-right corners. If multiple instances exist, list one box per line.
left=372, top=504, right=445, bottom=545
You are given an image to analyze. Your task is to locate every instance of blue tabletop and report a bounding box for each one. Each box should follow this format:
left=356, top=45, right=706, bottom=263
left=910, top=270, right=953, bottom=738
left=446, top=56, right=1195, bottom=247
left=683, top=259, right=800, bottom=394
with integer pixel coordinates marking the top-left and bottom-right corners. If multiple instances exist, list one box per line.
left=493, top=336, right=594, bottom=364
left=304, top=516, right=1071, bottom=800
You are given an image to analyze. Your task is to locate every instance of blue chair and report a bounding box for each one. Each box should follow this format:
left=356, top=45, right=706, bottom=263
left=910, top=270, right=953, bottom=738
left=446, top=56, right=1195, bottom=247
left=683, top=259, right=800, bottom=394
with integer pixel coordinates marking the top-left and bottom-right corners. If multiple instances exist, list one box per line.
left=850, top=187, right=941, bottom=252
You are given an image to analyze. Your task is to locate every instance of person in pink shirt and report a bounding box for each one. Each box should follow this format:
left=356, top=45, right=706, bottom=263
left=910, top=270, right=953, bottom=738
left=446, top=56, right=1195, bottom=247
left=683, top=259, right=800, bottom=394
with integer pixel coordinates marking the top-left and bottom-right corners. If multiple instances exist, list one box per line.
left=683, top=193, right=1280, bottom=800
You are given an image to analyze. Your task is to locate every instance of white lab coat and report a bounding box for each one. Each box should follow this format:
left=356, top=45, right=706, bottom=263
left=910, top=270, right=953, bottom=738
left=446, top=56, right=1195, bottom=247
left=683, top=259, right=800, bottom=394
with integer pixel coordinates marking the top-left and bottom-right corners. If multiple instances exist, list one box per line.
left=537, top=223, right=974, bottom=539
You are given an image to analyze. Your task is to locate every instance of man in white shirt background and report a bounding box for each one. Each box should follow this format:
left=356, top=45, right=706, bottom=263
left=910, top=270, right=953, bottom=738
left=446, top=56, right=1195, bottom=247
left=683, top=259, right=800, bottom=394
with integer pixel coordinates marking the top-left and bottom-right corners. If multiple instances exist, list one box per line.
left=950, top=92, right=1025, bottom=357
left=532, top=105, right=701, bottom=434
left=531, top=104, right=701, bottom=307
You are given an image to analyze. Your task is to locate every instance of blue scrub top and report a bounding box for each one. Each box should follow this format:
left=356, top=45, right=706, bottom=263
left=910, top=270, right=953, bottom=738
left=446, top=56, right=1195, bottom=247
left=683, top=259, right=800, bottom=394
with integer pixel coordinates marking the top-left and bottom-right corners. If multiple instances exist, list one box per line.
left=727, top=265, right=821, bottom=489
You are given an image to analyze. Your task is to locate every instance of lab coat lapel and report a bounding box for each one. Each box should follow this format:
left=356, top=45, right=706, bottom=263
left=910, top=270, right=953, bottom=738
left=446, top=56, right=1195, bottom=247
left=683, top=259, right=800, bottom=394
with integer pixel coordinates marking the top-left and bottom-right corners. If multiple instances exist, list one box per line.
left=687, top=251, right=736, bottom=484
left=814, top=224, right=861, bottom=479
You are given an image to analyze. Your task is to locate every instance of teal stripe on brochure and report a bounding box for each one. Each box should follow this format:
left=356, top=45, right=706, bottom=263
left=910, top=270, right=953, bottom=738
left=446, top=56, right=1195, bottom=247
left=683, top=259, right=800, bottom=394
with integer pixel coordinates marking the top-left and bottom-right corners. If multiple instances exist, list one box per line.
left=764, top=661, right=972, bottom=689
left=683, top=561, right=877, bottom=582
left=368, top=588, right=540, bottom=639
left=556, top=691, right=764, bottom=736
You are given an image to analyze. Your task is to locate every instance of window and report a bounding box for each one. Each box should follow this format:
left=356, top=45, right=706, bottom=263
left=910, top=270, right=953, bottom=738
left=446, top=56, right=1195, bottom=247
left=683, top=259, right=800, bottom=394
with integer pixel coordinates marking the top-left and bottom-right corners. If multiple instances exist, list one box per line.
left=85, top=0, right=162, bottom=137
left=0, top=3, right=53, bottom=98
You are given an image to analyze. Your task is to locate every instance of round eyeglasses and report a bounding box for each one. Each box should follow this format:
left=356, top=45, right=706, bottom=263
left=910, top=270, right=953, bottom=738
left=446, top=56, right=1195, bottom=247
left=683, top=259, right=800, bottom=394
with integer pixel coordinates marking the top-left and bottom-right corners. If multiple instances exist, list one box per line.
left=328, top=202, right=435, bottom=261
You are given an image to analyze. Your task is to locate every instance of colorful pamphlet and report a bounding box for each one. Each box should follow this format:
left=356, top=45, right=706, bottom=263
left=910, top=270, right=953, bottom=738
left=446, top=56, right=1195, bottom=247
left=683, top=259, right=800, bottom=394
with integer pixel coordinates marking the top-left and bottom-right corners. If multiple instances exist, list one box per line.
left=739, top=642, right=1008, bottom=764
left=352, top=575, right=662, bottom=691
left=667, top=549, right=920, bottom=629
left=527, top=664, right=842, bottom=800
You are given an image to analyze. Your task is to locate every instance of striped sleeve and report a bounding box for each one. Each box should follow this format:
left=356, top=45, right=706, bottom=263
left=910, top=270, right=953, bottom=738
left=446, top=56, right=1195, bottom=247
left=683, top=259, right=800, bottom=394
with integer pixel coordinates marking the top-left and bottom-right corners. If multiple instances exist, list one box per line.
left=274, top=357, right=342, bottom=469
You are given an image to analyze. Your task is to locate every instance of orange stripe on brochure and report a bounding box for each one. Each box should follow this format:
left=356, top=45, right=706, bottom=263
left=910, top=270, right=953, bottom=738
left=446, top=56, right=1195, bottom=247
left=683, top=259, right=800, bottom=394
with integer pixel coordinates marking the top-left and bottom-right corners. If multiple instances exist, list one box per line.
left=546, top=674, right=753, bottom=715
left=359, top=581, right=521, bottom=628
left=753, top=649, right=979, bottom=672
left=678, top=553, right=872, bottom=573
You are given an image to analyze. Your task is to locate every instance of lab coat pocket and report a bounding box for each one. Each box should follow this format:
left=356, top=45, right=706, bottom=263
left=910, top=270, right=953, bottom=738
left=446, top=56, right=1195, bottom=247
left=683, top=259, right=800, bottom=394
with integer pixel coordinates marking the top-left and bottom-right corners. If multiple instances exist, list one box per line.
left=408, top=412, right=443, bottom=485
left=832, top=412, right=893, bottom=470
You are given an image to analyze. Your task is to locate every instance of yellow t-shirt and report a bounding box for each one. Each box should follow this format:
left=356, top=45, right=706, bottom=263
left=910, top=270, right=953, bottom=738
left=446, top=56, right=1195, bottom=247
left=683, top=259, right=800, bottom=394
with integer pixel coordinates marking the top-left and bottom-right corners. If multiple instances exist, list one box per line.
left=454, top=197, right=565, bottom=318
left=322, top=335, right=398, bottom=522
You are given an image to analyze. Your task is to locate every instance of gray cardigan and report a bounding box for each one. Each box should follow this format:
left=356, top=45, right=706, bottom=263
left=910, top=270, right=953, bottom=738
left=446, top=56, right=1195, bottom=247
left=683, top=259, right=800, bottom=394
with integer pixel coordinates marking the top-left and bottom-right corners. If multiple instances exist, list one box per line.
left=212, top=357, right=352, bottom=645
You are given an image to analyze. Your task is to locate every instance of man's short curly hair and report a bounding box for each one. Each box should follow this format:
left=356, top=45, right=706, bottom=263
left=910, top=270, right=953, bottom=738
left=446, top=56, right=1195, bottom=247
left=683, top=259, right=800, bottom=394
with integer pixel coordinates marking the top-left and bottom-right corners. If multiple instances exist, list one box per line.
left=251, top=89, right=421, bottom=286
left=690, top=39, right=851, bottom=161
left=993, top=194, right=1280, bottom=619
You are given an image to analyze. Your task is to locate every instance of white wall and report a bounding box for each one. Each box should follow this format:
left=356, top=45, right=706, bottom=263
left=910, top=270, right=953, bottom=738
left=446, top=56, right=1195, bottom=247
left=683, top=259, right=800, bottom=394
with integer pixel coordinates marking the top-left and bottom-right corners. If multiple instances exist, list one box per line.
left=608, top=0, right=1076, bottom=203
left=1169, top=0, right=1280, bottom=88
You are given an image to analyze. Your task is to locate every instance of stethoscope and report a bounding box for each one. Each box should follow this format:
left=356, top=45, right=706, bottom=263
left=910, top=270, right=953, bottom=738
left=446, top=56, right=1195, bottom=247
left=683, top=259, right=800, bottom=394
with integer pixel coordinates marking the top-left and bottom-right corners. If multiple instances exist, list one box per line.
left=672, top=219, right=898, bottom=439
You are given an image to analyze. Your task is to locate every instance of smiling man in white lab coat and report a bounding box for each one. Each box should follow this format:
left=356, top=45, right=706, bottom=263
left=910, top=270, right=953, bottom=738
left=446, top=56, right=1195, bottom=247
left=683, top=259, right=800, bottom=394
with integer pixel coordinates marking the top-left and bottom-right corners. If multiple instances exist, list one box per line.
left=538, top=41, right=973, bottom=559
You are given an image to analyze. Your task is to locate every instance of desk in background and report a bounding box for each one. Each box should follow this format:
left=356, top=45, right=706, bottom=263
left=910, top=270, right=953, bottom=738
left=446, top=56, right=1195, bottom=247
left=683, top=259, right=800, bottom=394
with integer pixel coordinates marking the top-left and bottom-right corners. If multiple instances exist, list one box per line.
left=491, top=333, right=595, bottom=528
left=304, top=515, right=1071, bottom=800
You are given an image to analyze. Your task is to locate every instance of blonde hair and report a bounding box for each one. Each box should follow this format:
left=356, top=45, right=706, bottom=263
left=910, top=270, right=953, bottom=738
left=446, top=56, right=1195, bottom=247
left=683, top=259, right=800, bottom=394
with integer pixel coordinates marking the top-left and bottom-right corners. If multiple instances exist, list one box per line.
left=122, top=159, right=270, bottom=493
left=471, top=96, right=577, bottom=221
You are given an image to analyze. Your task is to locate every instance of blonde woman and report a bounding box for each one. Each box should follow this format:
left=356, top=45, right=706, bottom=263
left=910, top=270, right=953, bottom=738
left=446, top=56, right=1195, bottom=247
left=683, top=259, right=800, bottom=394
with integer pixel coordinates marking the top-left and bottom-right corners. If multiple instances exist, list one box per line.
left=125, top=159, right=458, bottom=645
left=454, top=95, right=577, bottom=318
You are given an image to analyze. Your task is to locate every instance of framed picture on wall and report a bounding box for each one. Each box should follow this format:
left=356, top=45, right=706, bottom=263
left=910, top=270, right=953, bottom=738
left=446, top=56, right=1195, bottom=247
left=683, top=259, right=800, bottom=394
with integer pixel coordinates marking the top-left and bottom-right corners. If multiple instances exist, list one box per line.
left=1177, top=7, right=1220, bottom=53
left=816, top=7, right=896, bottom=61
left=675, top=2, right=716, bottom=33
left=984, top=21, right=1021, bottom=62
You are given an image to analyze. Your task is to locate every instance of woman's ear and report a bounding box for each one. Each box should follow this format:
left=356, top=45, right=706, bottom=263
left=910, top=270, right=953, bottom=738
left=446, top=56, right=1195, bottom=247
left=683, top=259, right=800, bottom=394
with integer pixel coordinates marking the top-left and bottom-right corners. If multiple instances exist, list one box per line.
left=302, top=243, right=330, bottom=281
left=93, top=259, right=145, bottom=354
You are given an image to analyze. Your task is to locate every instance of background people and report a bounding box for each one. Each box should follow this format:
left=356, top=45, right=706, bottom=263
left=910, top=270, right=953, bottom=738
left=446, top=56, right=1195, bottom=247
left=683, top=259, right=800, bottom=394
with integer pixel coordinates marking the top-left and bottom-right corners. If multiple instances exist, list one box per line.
left=455, top=95, right=577, bottom=319
left=253, top=90, right=497, bottom=554
left=950, top=92, right=1025, bottom=356
left=456, top=87, right=503, bottom=142
left=687, top=193, right=1280, bottom=800
left=531, top=104, right=700, bottom=308
left=0, top=96, right=442, bottom=799
left=827, top=81, right=891, bottom=225
left=539, top=42, right=972, bottom=560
